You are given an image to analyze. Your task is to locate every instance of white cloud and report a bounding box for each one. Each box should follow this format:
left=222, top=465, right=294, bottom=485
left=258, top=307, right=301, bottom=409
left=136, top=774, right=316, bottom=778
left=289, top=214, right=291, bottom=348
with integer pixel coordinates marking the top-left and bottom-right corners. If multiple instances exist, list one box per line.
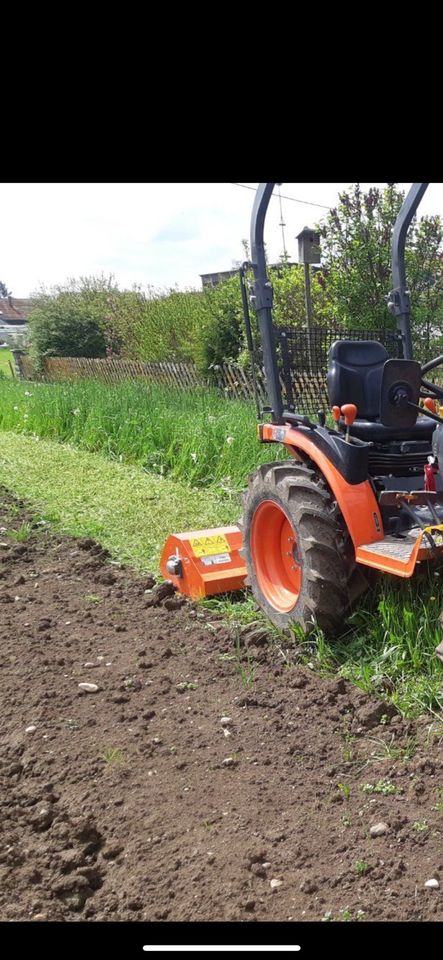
left=1, top=182, right=442, bottom=297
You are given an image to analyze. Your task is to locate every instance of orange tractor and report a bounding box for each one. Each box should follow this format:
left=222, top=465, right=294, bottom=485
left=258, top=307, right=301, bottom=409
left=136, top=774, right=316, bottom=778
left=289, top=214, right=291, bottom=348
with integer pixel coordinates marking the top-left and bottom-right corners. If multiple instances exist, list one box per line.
left=161, top=182, right=443, bottom=659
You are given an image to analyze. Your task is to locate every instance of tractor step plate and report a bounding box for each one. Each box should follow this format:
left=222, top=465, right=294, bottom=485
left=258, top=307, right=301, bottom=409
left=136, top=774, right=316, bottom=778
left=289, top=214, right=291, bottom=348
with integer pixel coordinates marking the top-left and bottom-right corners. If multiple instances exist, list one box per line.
left=358, top=536, right=417, bottom=562
left=356, top=525, right=443, bottom=577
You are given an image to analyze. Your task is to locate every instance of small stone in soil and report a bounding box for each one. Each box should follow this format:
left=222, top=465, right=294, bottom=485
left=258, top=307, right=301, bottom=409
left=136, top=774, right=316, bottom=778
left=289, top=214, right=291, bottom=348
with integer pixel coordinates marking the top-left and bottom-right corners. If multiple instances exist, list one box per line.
left=270, top=878, right=283, bottom=889
left=370, top=822, right=389, bottom=837
left=25, top=725, right=37, bottom=733
left=220, top=717, right=232, bottom=726
left=222, top=757, right=238, bottom=767
left=78, top=683, right=99, bottom=693
left=424, top=879, right=439, bottom=889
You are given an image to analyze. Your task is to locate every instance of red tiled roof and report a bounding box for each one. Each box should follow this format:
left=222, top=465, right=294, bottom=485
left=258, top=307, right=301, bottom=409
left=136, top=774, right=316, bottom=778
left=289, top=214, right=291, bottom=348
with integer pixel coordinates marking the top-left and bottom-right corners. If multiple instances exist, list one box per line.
left=0, top=298, right=32, bottom=323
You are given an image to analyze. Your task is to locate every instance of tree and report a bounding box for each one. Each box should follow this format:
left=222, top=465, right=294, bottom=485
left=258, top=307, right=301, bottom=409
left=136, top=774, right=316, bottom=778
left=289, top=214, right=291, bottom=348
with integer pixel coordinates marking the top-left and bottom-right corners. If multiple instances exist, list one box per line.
left=318, top=184, right=443, bottom=352
left=270, top=262, right=334, bottom=328
left=28, top=275, right=116, bottom=367
left=0, top=280, right=11, bottom=298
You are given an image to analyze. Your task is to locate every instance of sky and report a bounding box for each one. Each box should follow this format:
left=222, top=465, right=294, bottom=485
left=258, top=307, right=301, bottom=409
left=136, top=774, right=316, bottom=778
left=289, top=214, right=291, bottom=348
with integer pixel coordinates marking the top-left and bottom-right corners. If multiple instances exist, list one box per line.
left=2, top=182, right=443, bottom=298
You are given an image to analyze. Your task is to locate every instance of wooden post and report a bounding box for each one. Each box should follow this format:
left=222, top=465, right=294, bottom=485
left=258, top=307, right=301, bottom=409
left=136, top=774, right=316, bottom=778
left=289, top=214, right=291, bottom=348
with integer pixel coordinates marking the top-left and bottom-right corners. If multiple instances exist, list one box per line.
left=303, top=262, right=314, bottom=375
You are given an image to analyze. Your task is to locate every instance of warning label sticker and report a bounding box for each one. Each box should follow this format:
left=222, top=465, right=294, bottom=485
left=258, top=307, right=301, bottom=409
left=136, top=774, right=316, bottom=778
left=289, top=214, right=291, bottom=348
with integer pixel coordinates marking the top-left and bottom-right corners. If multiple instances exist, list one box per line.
left=200, top=553, right=231, bottom=566
left=189, top=534, right=231, bottom=558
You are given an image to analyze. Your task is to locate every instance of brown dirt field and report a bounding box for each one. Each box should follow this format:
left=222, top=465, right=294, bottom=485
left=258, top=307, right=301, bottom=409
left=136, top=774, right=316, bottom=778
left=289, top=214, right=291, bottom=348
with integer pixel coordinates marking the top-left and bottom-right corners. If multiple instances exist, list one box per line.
left=0, top=488, right=442, bottom=923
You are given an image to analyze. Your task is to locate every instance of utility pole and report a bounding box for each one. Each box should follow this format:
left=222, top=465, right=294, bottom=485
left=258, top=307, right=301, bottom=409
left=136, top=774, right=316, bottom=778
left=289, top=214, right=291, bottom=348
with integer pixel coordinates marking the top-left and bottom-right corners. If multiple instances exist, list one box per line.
left=278, top=186, right=288, bottom=261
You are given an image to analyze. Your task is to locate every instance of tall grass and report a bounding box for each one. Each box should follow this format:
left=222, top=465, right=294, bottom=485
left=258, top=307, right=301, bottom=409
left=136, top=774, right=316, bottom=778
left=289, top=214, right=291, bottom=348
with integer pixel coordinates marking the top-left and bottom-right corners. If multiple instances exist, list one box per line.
left=0, top=379, right=282, bottom=492
left=309, top=572, right=443, bottom=716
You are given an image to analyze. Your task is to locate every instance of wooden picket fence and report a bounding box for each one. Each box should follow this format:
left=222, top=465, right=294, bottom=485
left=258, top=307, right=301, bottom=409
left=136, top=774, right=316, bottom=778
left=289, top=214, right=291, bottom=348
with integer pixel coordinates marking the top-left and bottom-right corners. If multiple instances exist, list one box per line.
left=15, top=355, right=267, bottom=402
left=12, top=353, right=332, bottom=411
left=44, top=356, right=204, bottom=389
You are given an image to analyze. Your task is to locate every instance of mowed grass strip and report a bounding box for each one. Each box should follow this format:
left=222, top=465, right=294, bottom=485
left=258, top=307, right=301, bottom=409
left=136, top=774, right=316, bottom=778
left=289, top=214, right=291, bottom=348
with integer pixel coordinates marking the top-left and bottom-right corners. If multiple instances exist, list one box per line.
left=0, top=432, right=236, bottom=570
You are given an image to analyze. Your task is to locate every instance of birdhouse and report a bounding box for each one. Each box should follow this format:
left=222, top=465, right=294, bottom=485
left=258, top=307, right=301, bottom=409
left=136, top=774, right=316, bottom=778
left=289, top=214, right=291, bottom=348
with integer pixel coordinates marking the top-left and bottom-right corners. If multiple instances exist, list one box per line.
left=296, top=226, right=321, bottom=265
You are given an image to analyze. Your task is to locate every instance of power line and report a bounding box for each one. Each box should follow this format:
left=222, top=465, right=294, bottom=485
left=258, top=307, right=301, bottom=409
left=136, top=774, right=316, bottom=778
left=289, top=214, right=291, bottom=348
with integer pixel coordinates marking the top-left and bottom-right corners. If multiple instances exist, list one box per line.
left=230, top=182, right=331, bottom=211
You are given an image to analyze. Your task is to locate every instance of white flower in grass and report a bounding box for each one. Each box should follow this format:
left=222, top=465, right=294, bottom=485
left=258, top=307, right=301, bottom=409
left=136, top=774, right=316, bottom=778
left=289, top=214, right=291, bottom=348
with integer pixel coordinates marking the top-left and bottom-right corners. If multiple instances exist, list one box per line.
left=23, top=414, right=29, bottom=420
left=24, top=391, right=33, bottom=397
left=208, top=415, right=216, bottom=423
left=13, top=405, right=19, bottom=411
left=190, top=452, right=198, bottom=462
left=225, top=436, right=234, bottom=445
left=72, top=408, right=81, bottom=416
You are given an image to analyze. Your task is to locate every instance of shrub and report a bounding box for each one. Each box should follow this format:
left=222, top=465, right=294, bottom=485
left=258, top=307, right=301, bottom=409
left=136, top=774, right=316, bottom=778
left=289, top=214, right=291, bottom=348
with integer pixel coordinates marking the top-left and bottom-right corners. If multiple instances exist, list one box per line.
left=104, top=285, right=210, bottom=366
left=28, top=275, right=115, bottom=367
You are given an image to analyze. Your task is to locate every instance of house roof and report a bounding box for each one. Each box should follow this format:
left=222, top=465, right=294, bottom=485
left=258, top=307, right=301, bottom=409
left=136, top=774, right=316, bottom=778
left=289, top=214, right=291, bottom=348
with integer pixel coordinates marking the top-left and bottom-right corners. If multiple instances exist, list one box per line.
left=0, top=298, right=32, bottom=323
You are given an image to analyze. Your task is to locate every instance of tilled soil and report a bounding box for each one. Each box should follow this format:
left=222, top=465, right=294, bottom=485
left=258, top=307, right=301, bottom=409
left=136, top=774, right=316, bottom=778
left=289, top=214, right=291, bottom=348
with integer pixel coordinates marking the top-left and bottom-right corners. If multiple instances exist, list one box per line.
left=0, top=488, right=442, bottom=923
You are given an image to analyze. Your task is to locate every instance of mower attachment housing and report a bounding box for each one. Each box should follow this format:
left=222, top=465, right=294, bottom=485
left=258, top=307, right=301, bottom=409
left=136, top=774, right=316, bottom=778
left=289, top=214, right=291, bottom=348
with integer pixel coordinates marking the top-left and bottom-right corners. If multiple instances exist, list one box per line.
left=160, top=526, right=246, bottom=599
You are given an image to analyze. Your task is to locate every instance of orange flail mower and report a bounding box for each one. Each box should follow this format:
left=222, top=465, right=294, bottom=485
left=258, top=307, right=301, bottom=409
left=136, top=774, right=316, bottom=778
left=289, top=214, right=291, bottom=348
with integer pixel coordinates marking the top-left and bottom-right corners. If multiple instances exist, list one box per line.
left=161, top=183, right=443, bottom=662
left=160, top=526, right=246, bottom=599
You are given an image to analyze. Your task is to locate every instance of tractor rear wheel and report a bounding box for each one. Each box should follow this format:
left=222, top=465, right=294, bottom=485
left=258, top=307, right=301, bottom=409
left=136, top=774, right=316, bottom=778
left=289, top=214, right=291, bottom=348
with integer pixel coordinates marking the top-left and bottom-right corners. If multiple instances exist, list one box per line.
left=241, top=460, right=354, bottom=634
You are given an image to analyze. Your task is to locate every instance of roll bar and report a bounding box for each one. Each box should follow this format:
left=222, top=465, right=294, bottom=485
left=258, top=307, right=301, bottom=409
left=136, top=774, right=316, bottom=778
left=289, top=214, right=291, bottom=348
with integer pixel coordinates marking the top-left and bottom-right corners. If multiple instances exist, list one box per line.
left=388, top=182, right=429, bottom=359
left=249, top=182, right=430, bottom=420
left=249, top=182, right=283, bottom=420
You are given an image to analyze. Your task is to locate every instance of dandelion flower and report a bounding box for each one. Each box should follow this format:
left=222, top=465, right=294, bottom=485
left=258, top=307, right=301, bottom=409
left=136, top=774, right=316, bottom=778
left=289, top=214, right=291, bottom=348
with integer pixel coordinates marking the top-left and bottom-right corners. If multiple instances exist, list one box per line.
left=226, top=436, right=234, bottom=445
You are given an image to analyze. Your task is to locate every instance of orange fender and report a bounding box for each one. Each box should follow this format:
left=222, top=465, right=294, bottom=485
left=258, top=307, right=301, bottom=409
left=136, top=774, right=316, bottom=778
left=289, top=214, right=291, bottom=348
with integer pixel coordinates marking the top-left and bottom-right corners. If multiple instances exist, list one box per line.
left=261, top=424, right=384, bottom=549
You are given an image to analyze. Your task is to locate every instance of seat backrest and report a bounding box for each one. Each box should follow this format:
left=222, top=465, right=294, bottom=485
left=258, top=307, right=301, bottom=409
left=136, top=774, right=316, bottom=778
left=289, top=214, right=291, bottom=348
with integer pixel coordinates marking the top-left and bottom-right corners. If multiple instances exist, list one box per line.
left=327, top=340, right=389, bottom=420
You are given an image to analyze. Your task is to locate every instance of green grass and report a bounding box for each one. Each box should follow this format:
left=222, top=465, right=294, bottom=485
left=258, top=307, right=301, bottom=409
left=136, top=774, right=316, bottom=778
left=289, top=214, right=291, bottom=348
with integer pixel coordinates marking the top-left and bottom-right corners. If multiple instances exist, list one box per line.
left=0, top=379, right=282, bottom=492
left=307, top=577, right=443, bottom=717
left=102, top=747, right=126, bottom=765
left=6, top=521, right=33, bottom=542
left=0, top=432, right=235, bottom=570
left=0, top=349, right=14, bottom=378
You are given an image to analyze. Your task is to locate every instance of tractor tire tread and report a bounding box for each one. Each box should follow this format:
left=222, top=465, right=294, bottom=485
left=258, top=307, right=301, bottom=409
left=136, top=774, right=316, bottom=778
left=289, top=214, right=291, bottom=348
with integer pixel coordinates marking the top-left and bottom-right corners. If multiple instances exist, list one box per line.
left=241, top=459, right=357, bottom=634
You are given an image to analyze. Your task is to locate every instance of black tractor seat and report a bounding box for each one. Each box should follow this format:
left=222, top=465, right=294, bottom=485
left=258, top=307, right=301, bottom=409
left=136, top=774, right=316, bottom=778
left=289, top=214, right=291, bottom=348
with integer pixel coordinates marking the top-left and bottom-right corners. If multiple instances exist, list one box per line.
left=350, top=418, right=435, bottom=443
left=327, top=339, right=435, bottom=443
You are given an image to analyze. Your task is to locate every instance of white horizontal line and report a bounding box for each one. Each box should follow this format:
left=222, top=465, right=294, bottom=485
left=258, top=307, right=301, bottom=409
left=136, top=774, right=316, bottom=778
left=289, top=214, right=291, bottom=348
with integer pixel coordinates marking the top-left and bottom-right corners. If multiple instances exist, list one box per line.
left=143, top=948, right=301, bottom=953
